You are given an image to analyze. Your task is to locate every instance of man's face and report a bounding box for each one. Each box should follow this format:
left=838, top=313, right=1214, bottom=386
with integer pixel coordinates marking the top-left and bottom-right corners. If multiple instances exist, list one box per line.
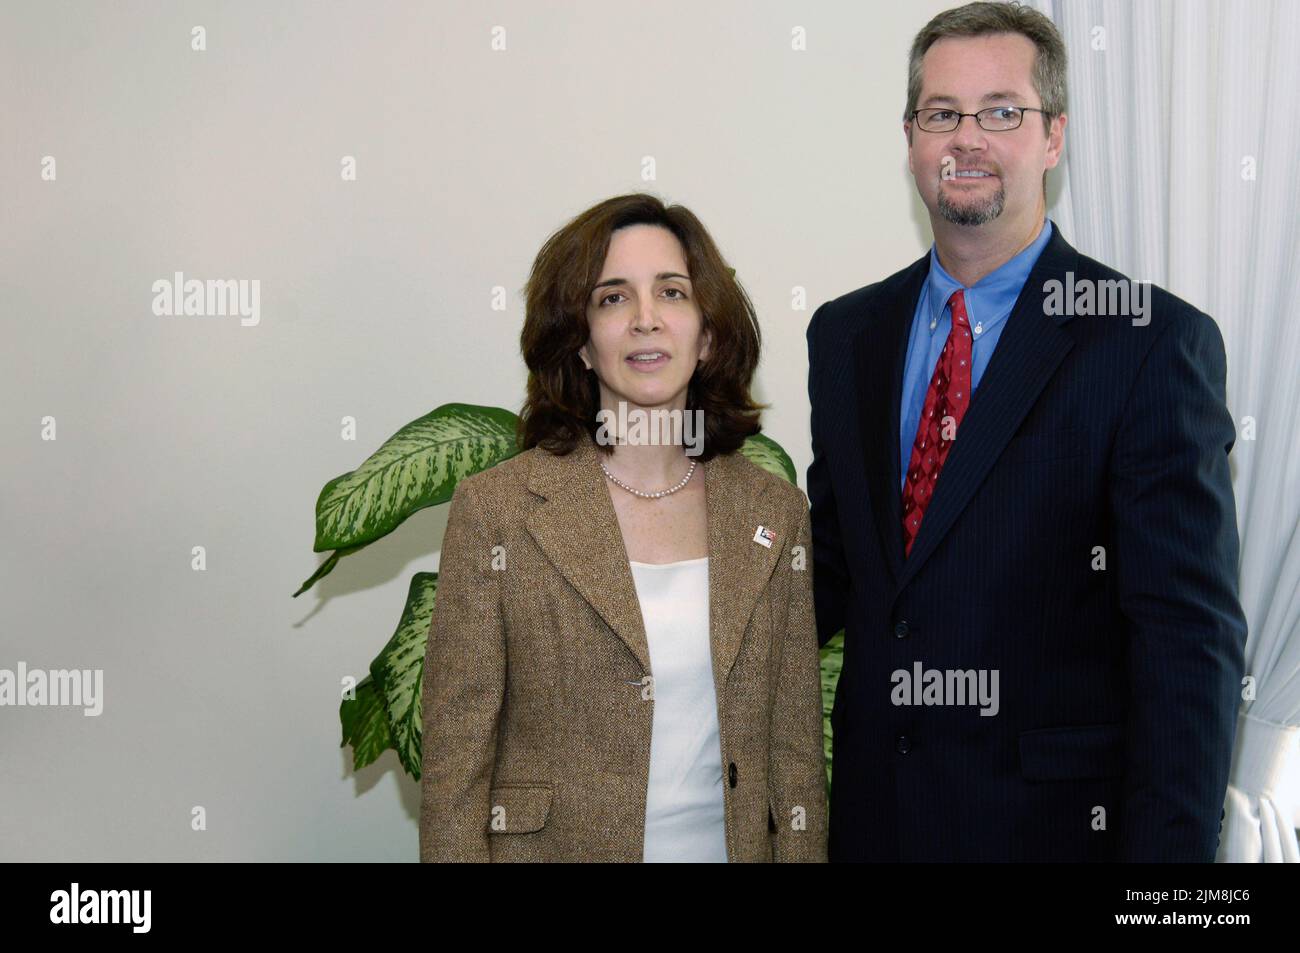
left=906, top=33, right=1064, bottom=229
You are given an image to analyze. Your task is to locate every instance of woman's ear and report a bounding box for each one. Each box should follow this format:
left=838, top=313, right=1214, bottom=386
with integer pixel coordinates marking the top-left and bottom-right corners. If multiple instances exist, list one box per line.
left=578, top=345, right=592, bottom=371
left=699, top=326, right=713, bottom=363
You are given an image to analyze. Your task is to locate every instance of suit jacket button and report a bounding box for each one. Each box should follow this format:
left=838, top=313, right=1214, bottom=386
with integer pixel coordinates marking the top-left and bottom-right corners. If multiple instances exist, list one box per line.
left=895, top=735, right=912, bottom=755
left=893, top=620, right=911, bottom=639
left=728, top=762, right=738, bottom=787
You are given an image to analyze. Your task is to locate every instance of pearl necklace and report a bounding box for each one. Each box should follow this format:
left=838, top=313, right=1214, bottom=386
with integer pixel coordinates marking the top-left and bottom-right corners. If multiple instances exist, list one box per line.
left=600, top=458, right=698, bottom=499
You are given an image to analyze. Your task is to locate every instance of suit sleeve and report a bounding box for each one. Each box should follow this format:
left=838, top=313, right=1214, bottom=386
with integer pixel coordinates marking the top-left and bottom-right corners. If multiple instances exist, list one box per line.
left=1107, top=308, right=1247, bottom=862
left=806, top=304, right=851, bottom=648
left=768, top=494, right=830, bottom=862
left=419, top=479, right=506, bottom=862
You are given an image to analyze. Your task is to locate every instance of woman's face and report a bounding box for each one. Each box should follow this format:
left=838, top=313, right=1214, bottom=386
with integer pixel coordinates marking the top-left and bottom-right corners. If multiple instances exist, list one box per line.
left=579, top=224, right=711, bottom=415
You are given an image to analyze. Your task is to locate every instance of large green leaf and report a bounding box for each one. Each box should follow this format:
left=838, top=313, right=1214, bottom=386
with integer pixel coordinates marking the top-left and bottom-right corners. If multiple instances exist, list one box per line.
left=340, top=674, right=394, bottom=772
left=740, top=432, right=797, bottom=484
left=369, top=571, right=439, bottom=780
left=313, top=403, right=519, bottom=554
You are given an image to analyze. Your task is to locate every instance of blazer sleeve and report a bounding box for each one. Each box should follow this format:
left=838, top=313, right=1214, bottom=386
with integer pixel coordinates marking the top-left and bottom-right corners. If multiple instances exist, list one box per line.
left=767, top=493, right=830, bottom=862
left=1107, top=308, right=1248, bottom=862
left=806, top=303, right=851, bottom=648
left=419, top=478, right=507, bottom=862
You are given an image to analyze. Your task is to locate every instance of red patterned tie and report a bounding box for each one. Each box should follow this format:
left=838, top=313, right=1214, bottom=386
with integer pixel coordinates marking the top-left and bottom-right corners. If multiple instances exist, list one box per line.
left=901, top=289, right=973, bottom=557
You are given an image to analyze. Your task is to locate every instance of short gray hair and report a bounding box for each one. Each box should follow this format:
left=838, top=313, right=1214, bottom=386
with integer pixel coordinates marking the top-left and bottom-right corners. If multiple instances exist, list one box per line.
left=905, top=1, right=1067, bottom=134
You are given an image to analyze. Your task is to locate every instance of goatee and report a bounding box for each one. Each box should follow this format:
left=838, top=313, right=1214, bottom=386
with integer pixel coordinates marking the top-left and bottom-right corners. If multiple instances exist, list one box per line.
left=937, top=180, right=1006, bottom=226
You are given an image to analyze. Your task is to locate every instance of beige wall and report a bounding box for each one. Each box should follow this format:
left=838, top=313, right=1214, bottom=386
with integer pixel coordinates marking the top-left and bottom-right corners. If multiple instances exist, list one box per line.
left=2, top=0, right=953, bottom=860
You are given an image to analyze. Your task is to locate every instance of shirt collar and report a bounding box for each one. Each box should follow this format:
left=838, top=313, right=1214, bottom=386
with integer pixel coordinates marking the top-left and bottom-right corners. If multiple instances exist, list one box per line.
left=924, top=218, right=1054, bottom=338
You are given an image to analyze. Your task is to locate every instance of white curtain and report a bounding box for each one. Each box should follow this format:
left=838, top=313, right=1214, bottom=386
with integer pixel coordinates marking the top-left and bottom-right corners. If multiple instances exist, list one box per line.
left=1030, top=0, right=1300, bottom=861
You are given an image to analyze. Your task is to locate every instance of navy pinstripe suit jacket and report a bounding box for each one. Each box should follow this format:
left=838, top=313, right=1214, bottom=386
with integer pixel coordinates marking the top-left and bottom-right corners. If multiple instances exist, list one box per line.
left=806, top=224, right=1247, bottom=862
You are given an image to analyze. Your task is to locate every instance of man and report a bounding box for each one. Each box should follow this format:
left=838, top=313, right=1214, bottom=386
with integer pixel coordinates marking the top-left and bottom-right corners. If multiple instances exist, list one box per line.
left=806, top=1, right=1246, bottom=862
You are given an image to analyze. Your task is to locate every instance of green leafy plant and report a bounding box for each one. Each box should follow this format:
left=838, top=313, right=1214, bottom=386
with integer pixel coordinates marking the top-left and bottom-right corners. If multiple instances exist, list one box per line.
left=298, top=402, right=842, bottom=791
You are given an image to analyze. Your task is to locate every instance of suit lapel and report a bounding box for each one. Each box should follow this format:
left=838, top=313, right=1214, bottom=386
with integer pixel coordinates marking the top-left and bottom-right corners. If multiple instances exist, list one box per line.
left=525, top=437, right=786, bottom=688
left=894, top=227, right=1079, bottom=591
left=855, top=257, right=929, bottom=587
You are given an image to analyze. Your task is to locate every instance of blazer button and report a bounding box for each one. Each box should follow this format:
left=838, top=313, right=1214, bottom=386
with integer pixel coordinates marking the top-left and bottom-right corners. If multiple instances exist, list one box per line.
left=893, top=620, right=911, bottom=639
left=895, top=735, right=912, bottom=755
left=728, top=762, right=738, bottom=788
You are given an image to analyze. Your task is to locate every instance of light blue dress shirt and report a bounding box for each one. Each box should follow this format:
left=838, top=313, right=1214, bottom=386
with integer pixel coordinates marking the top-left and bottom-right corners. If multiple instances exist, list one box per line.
left=899, top=219, right=1055, bottom=488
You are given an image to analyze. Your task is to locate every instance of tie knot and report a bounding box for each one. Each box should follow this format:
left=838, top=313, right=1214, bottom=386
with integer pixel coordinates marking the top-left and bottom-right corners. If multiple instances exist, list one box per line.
left=948, top=289, right=969, bottom=327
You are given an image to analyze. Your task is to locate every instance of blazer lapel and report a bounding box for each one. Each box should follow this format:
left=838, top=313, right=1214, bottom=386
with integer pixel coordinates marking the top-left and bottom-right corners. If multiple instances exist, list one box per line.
left=526, top=437, right=652, bottom=671
left=894, top=227, right=1080, bottom=591
left=524, top=437, right=786, bottom=689
left=703, top=449, right=786, bottom=691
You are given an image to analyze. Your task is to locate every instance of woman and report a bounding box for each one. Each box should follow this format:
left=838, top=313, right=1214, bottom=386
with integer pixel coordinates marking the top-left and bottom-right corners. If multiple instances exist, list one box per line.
left=419, top=193, right=826, bottom=862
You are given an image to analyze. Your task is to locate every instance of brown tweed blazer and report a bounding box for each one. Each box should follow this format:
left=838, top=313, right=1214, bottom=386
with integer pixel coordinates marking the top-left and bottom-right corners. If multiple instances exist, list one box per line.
left=419, top=435, right=828, bottom=862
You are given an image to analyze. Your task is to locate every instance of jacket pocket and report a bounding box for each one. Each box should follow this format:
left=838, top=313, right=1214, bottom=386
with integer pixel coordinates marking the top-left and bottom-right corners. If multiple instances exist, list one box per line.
left=1018, top=723, right=1124, bottom=781
left=487, top=784, right=553, bottom=834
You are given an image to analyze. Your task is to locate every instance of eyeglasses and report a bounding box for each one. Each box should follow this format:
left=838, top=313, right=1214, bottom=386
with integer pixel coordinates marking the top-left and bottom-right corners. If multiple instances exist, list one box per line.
left=910, top=106, right=1051, bottom=132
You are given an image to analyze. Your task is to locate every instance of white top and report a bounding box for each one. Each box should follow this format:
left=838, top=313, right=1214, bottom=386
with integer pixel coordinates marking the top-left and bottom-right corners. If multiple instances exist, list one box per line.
left=628, top=556, right=728, bottom=863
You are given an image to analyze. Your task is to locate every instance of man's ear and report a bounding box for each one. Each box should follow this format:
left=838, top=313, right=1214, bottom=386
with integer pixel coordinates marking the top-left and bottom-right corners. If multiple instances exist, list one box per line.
left=1044, top=112, right=1067, bottom=170
left=904, top=121, right=915, bottom=173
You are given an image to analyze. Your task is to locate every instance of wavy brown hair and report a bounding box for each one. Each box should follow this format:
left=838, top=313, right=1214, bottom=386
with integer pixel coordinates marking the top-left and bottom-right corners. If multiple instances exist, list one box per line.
left=518, top=193, right=765, bottom=461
